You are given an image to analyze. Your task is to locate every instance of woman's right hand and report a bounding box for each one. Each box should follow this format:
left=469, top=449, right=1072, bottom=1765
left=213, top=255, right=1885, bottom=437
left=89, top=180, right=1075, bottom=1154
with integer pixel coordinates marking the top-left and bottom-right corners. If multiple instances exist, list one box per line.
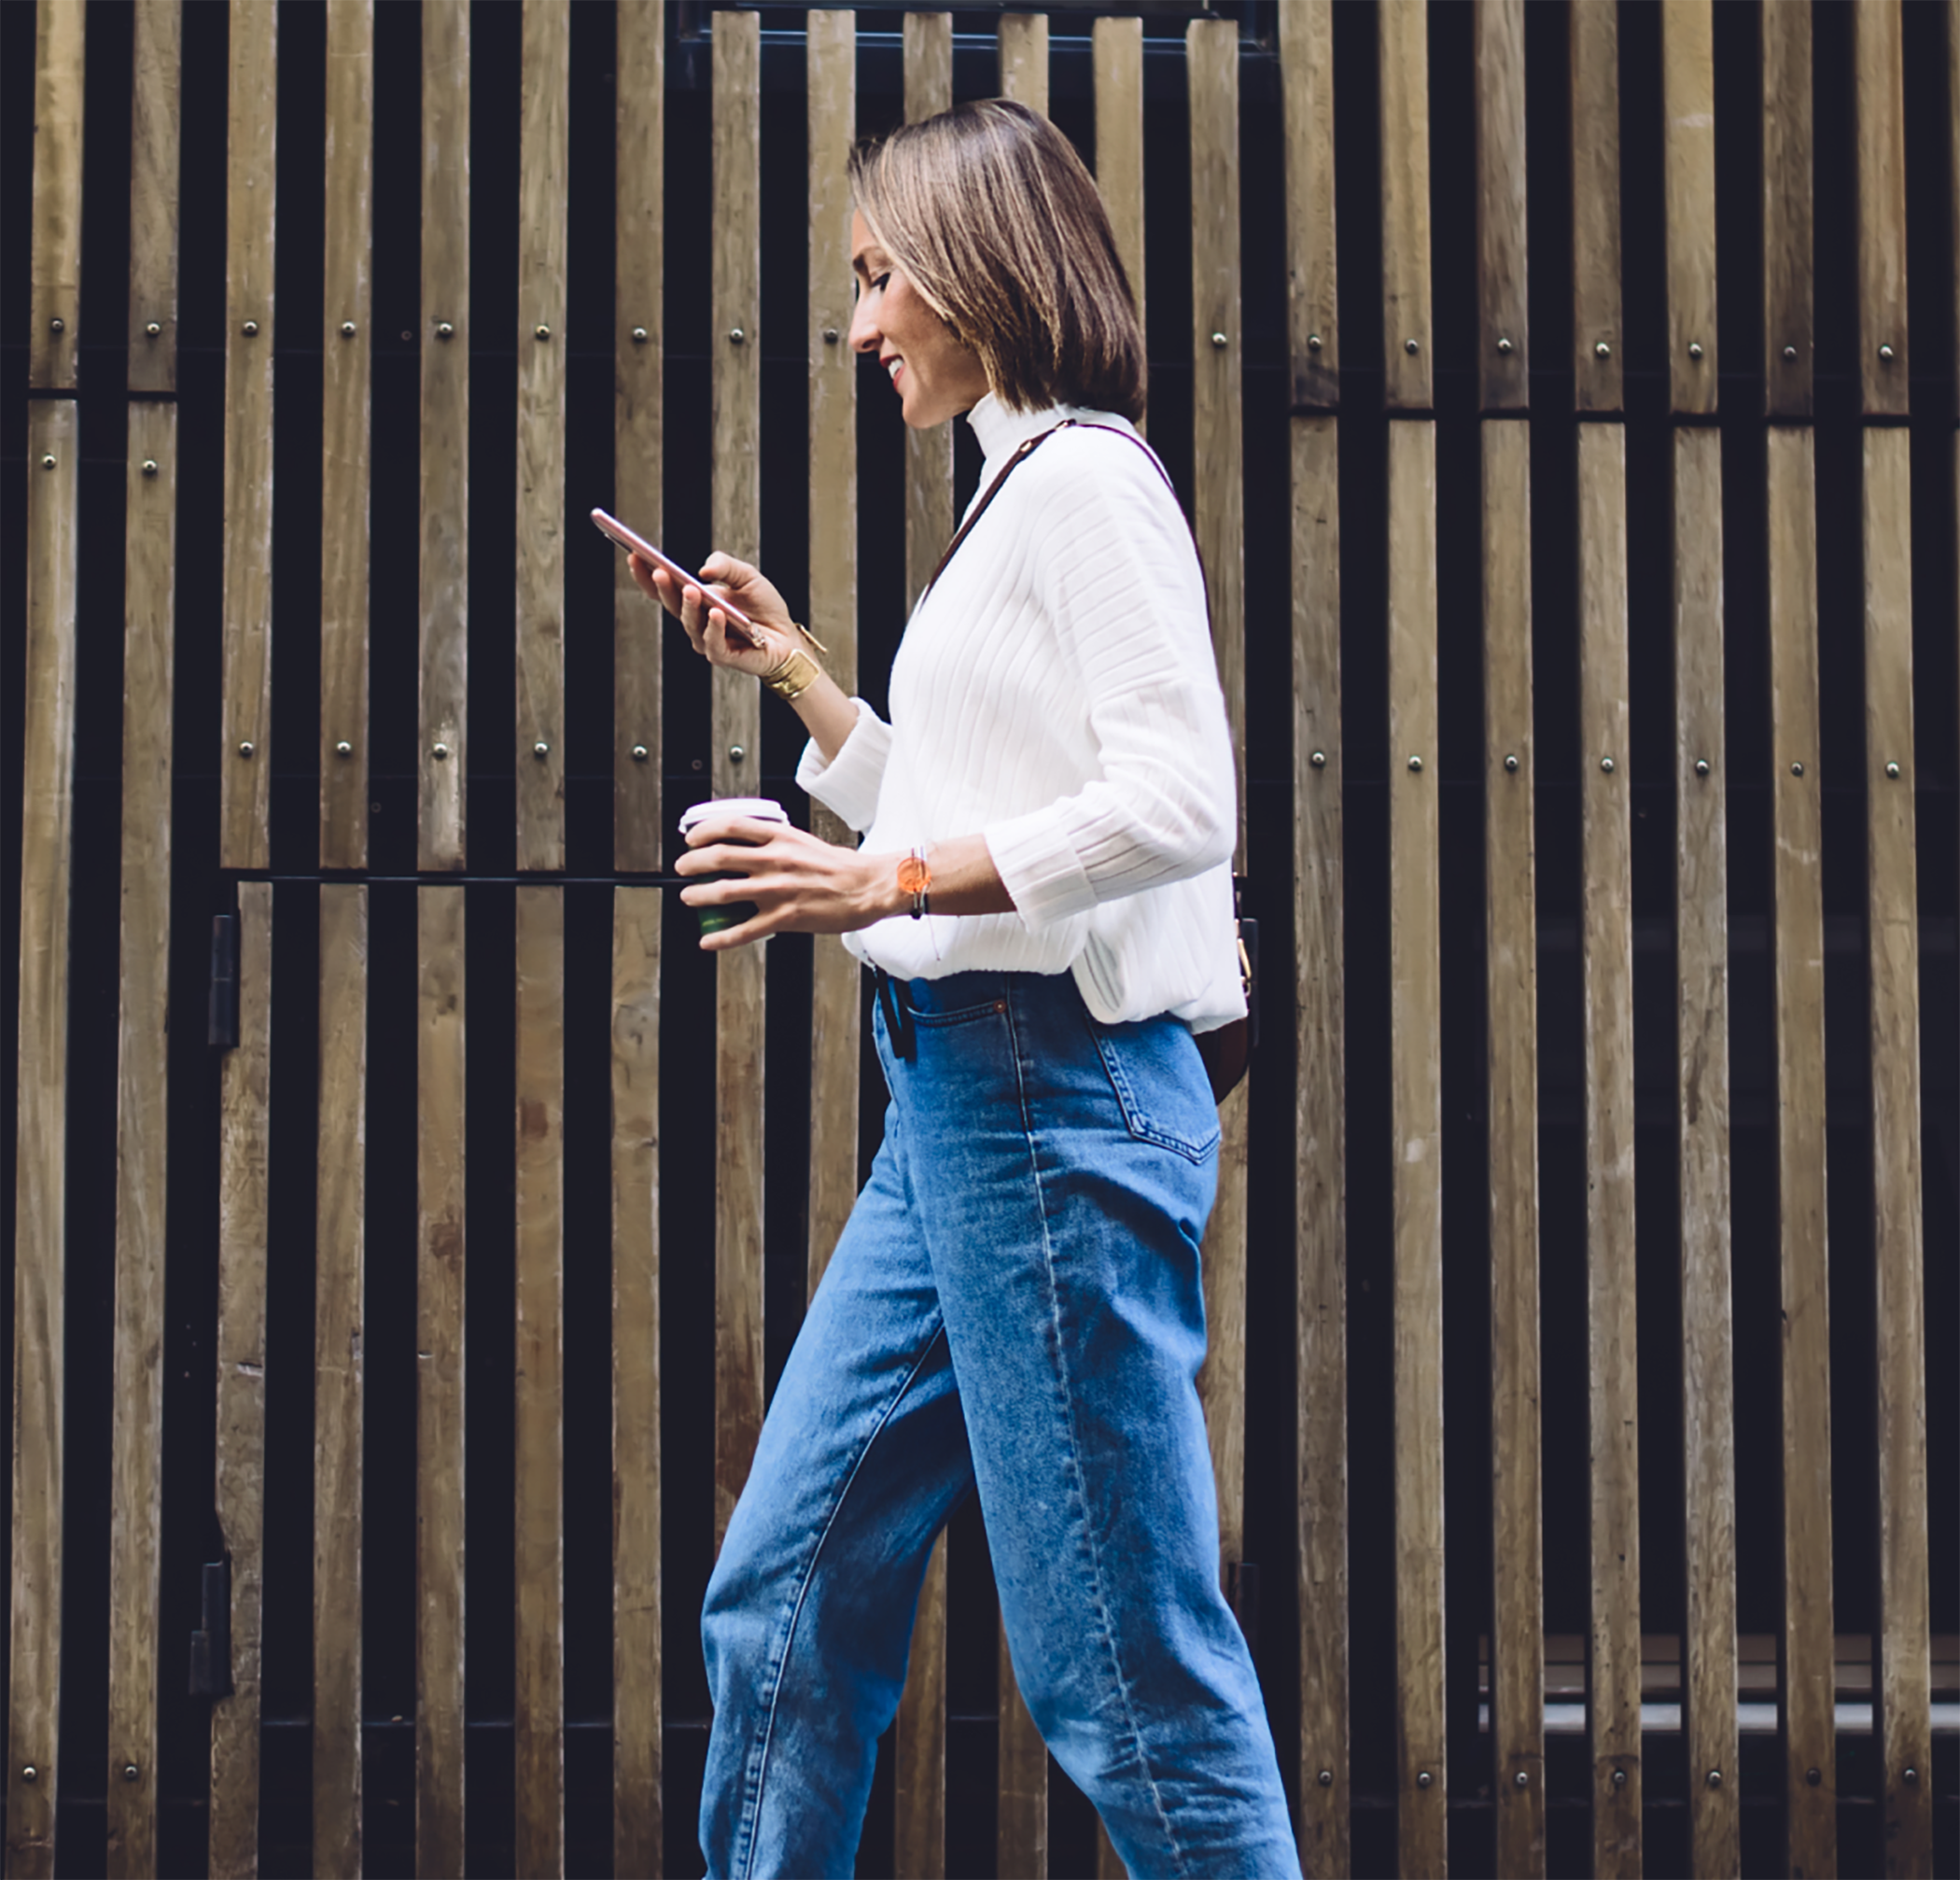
left=629, top=550, right=795, bottom=680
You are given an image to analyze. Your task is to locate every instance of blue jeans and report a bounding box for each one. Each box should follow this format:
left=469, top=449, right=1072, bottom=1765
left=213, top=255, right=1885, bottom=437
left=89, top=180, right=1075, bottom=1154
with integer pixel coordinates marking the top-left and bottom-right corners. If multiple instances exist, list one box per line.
left=699, top=969, right=1298, bottom=1878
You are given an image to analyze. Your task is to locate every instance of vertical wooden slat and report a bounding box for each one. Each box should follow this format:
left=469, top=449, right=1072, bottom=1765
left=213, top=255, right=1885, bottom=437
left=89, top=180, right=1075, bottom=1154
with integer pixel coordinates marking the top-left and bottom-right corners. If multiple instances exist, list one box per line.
left=896, top=1550, right=948, bottom=1880
left=1659, top=1, right=1717, bottom=414
left=7, top=399, right=79, bottom=1880
left=805, top=7, right=858, bottom=1299
left=1473, top=0, right=1529, bottom=410
left=1379, top=0, right=1432, bottom=411
left=420, top=0, right=469, bottom=870
left=514, top=886, right=567, bottom=1876
left=517, top=0, right=569, bottom=872
left=1000, top=13, right=1048, bottom=114
left=314, top=888, right=368, bottom=1880
left=1853, top=2, right=1910, bottom=415
left=1092, top=17, right=1145, bottom=348
left=611, top=890, right=662, bottom=1876
left=321, top=0, right=373, bottom=867
left=417, top=888, right=467, bottom=1878
left=1761, top=0, right=1813, bottom=418
left=614, top=0, right=665, bottom=871
left=105, top=405, right=178, bottom=1880
left=1388, top=418, right=1446, bottom=1880
left=1766, top=428, right=1835, bottom=1877
left=1281, top=0, right=1336, bottom=412
left=1862, top=428, right=1930, bottom=1879
left=710, top=7, right=765, bottom=1553
left=1292, top=411, right=1349, bottom=1873
left=127, top=0, right=180, bottom=398
left=1576, top=424, right=1641, bottom=1878
left=210, top=883, right=273, bottom=1880
left=1481, top=420, right=1543, bottom=1876
left=220, top=0, right=277, bottom=868
left=1569, top=0, right=1623, bottom=413
left=1672, top=427, right=1738, bottom=1877
left=902, top=13, right=954, bottom=618
left=27, top=0, right=84, bottom=389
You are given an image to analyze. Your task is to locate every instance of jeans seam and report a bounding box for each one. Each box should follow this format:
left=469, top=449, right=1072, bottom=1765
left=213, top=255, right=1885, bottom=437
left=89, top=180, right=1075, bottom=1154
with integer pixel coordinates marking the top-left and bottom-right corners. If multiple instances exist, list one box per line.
left=729, top=1321, right=950, bottom=1879
left=1001, top=989, right=1193, bottom=1880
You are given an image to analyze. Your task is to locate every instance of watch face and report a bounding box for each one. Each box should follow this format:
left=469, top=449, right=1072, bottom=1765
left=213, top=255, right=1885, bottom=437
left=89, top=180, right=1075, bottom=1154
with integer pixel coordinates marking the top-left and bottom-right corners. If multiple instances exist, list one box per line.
left=896, top=853, right=932, bottom=895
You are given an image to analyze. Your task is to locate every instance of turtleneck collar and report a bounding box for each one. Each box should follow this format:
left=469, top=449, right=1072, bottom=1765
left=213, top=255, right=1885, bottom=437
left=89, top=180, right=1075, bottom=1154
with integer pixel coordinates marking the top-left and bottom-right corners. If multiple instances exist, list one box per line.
left=964, top=390, right=1078, bottom=470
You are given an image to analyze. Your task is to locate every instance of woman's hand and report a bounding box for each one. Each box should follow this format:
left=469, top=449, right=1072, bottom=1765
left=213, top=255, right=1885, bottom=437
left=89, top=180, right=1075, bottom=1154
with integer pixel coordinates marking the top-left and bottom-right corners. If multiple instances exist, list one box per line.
left=678, top=815, right=901, bottom=949
left=629, top=550, right=794, bottom=680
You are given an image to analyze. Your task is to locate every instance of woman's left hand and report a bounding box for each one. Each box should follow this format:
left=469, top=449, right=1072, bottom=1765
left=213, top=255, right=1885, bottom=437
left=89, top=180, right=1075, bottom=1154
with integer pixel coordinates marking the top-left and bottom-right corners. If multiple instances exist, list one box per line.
left=679, top=815, right=901, bottom=949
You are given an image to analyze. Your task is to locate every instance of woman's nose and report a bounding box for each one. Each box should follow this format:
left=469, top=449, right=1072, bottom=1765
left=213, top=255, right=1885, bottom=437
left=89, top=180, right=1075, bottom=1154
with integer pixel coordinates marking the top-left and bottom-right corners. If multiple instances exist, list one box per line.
left=847, top=298, right=878, bottom=354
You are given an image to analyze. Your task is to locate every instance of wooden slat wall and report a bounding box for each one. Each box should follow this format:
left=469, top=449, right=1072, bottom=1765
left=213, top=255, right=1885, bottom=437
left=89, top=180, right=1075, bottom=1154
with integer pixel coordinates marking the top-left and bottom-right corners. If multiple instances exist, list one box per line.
left=319, top=0, right=372, bottom=867
left=514, top=886, right=567, bottom=1876
left=710, top=8, right=765, bottom=1554
left=26, top=0, right=84, bottom=389
left=211, top=884, right=273, bottom=1880
left=1660, top=0, right=1717, bottom=415
left=1091, top=17, right=1144, bottom=346
left=314, top=888, right=368, bottom=1880
left=127, top=0, right=178, bottom=399
left=417, top=889, right=468, bottom=1878
left=419, top=0, right=469, bottom=870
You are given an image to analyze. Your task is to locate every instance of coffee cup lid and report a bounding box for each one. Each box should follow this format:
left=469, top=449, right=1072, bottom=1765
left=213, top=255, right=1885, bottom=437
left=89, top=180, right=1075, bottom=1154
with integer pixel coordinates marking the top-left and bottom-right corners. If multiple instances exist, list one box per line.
left=678, top=796, right=790, bottom=835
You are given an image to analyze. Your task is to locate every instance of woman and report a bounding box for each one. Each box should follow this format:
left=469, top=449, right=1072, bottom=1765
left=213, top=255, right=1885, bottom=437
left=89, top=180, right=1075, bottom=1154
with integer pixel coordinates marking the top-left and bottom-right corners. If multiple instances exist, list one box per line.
left=634, top=100, right=1298, bottom=1880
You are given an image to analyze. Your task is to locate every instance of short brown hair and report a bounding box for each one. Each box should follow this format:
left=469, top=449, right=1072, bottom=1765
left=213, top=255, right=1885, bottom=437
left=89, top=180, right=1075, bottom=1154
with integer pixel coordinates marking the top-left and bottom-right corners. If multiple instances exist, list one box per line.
left=850, top=100, right=1147, bottom=423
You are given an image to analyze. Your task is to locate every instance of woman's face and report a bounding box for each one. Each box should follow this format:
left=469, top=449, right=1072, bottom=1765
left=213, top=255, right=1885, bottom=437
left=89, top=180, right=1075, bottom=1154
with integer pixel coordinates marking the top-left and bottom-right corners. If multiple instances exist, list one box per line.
left=848, top=210, right=991, bottom=428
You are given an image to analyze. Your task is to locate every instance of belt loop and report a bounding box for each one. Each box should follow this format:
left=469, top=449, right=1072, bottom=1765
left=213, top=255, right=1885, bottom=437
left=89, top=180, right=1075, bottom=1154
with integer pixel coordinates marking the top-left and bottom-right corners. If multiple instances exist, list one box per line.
left=874, top=966, right=917, bottom=1062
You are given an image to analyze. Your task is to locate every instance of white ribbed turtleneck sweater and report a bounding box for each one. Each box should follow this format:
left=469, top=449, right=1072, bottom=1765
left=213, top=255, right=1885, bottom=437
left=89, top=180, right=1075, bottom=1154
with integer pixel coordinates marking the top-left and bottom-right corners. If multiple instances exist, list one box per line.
left=795, top=392, right=1244, bottom=1033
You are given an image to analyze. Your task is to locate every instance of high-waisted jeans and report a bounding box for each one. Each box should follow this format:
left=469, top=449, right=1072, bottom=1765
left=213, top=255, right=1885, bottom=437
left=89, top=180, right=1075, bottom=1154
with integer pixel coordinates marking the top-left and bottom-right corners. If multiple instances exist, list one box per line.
left=699, top=969, right=1299, bottom=1878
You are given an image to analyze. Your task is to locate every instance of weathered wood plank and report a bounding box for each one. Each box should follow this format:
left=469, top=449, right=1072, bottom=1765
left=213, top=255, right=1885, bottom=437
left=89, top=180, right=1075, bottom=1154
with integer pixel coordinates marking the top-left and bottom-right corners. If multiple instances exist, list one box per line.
left=1672, top=426, right=1738, bottom=1876
left=1000, top=12, right=1047, bottom=115
left=903, top=13, right=954, bottom=618
left=806, top=6, right=859, bottom=1299
left=1765, top=426, right=1835, bottom=1879
left=27, top=0, right=84, bottom=388
left=1862, top=428, right=1930, bottom=1878
left=1853, top=0, right=1910, bottom=415
left=514, top=886, right=567, bottom=1876
left=314, top=887, right=368, bottom=1880
left=896, top=1537, right=947, bottom=1880
left=210, top=882, right=273, bottom=1880
left=614, top=0, right=665, bottom=871
left=128, top=0, right=181, bottom=396
left=1280, top=0, right=1335, bottom=410
left=517, top=0, right=569, bottom=872
left=7, top=399, right=79, bottom=1880
left=1292, top=412, right=1349, bottom=1874
left=1473, top=0, right=1529, bottom=410
left=1378, top=0, right=1432, bottom=411
left=420, top=0, right=469, bottom=870
left=996, top=1618, right=1047, bottom=1880
left=1659, top=0, right=1717, bottom=415
left=104, top=402, right=178, bottom=1880
left=220, top=0, right=278, bottom=867
left=1388, top=417, right=1446, bottom=1879
left=1569, top=0, right=1623, bottom=412
left=320, top=0, right=373, bottom=868
left=1482, top=417, right=1543, bottom=1877
left=1760, top=0, right=1813, bottom=418
left=1575, top=423, right=1641, bottom=1880
left=416, top=887, right=467, bottom=1878
left=711, top=8, right=765, bottom=1553
left=1093, top=16, right=1146, bottom=354
left=611, top=889, right=663, bottom=1877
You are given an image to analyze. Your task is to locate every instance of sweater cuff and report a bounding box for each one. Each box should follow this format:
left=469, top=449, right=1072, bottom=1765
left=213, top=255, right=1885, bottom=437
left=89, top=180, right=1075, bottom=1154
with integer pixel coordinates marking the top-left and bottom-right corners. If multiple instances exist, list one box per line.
left=985, top=807, right=1099, bottom=931
left=795, top=699, right=890, bottom=833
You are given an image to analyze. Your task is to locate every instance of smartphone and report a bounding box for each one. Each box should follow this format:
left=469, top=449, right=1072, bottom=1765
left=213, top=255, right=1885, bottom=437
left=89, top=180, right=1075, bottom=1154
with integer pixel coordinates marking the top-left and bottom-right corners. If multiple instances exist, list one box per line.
left=591, top=509, right=761, bottom=647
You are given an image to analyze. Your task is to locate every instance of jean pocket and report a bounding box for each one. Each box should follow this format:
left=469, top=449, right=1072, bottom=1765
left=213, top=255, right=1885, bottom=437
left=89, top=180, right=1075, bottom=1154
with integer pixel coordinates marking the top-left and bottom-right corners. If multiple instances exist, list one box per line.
left=1090, top=1018, right=1221, bottom=1164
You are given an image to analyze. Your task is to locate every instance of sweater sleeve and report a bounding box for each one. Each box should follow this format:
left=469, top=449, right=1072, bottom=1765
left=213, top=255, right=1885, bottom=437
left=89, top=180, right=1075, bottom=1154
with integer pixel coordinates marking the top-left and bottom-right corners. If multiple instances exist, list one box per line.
left=794, top=697, right=892, bottom=834
left=983, top=436, right=1237, bottom=930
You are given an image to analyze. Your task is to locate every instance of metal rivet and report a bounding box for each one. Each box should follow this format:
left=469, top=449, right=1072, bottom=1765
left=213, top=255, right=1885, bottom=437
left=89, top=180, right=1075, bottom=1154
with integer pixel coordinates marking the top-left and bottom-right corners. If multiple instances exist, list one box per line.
left=49, top=317, right=65, bottom=333
left=432, top=743, right=450, bottom=760
left=1504, top=753, right=1519, bottom=773
left=535, top=325, right=552, bottom=341
left=533, top=741, right=550, bottom=760
left=146, top=321, right=162, bottom=338
left=632, top=326, right=649, bottom=343
left=335, top=741, right=353, bottom=758
left=1514, top=1771, right=1529, bottom=1788
left=823, top=327, right=839, bottom=344
left=40, top=455, right=55, bottom=470
left=1497, top=336, right=1514, bottom=356
left=1695, top=758, right=1711, bottom=777
left=1308, top=333, right=1323, bottom=352
left=1783, top=345, right=1798, bottom=362
left=1706, top=1769, right=1723, bottom=1789
left=1318, top=1769, right=1333, bottom=1787
left=728, top=328, right=746, bottom=344
left=141, top=459, right=158, bottom=477
left=122, top=1764, right=139, bottom=1783
left=1594, top=341, right=1611, bottom=359
left=1688, top=341, right=1704, bottom=360
left=1904, top=1766, right=1919, bottom=1785
left=1878, top=344, right=1895, bottom=363
left=436, top=321, right=455, bottom=339
left=242, top=320, right=259, bottom=336
left=1416, top=1771, right=1433, bottom=1789
left=340, top=321, right=357, bottom=338
left=1601, top=756, right=1616, bottom=774
left=1885, top=761, right=1900, bottom=779
left=1309, top=750, right=1327, bottom=768
left=1806, top=1766, right=1822, bottom=1787
left=728, top=744, right=746, bottom=764
left=1405, top=338, right=1421, bottom=355
left=631, top=744, right=649, bottom=762
left=21, top=1766, right=36, bottom=1783
left=1612, top=1768, right=1628, bottom=1789
left=1407, top=754, right=1423, bottom=773
left=1211, top=331, right=1227, bottom=349
left=1791, top=761, right=1804, bottom=777
left=238, top=742, right=255, bottom=759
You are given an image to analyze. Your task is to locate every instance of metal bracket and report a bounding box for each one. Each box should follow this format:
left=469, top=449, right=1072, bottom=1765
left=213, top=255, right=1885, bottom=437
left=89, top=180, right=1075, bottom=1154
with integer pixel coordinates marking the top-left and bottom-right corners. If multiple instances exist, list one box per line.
left=207, top=912, right=240, bottom=1050
left=189, top=1557, right=232, bottom=1698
